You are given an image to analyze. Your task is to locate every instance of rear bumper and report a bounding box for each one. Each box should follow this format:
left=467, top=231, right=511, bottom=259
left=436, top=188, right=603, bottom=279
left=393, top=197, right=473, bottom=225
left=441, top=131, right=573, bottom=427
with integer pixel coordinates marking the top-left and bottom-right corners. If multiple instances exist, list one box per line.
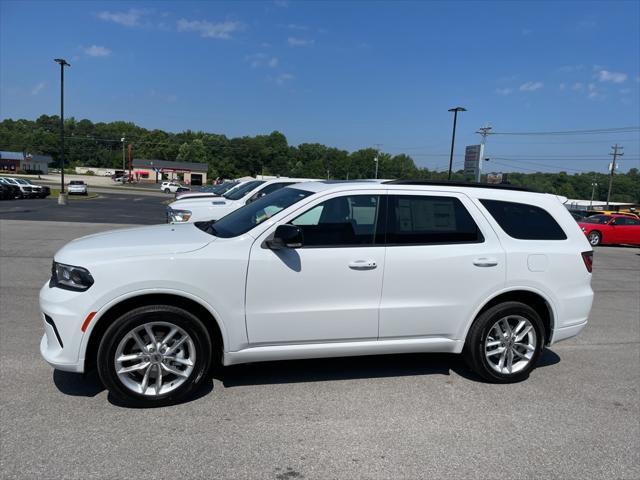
left=550, top=319, right=588, bottom=345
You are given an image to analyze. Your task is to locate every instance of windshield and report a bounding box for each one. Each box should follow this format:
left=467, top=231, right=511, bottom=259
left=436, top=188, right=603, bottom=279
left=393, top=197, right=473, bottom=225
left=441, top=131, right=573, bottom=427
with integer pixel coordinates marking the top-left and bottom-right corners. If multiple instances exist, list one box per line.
left=581, top=215, right=612, bottom=224
left=223, top=180, right=265, bottom=201
left=70, top=181, right=84, bottom=185
left=16, top=179, right=29, bottom=184
left=196, top=187, right=313, bottom=238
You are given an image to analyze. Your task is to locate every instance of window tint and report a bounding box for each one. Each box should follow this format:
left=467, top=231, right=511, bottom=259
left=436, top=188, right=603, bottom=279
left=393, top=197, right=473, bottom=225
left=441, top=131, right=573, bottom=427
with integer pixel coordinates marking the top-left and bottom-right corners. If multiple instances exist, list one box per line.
left=480, top=199, right=567, bottom=240
left=387, top=195, right=483, bottom=245
left=614, top=216, right=640, bottom=225
left=250, top=182, right=295, bottom=201
left=223, top=180, right=265, bottom=200
left=291, top=195, right=380, bottom=247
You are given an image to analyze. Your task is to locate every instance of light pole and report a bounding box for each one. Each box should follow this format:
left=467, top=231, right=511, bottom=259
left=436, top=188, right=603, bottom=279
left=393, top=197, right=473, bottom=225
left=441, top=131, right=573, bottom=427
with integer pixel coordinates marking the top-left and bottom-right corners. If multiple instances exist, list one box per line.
left=120, top=136, right=126, bottom=176
left=447, top=107, right=466, bottom=180
left=54, top=58, right=70, bottom=204
left=590, top=179, right=598, bottom=208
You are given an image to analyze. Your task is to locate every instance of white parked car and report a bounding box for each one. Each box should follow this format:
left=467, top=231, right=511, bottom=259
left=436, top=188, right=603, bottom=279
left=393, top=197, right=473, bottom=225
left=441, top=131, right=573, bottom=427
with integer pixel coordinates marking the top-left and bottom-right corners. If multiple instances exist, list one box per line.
left=166, top=178, right=316, bottom=223
left=161, top=181, right=189, bottom=194
left=67, top=180, right=88, bottom=195
left=39, top=180, right=593, bottom=406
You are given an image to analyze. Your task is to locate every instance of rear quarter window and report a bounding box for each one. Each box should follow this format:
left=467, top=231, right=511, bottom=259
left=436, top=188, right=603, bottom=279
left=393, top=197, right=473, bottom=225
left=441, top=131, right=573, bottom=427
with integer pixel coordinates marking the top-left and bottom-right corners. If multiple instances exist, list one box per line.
left=480, top=199, right=567, bottom=240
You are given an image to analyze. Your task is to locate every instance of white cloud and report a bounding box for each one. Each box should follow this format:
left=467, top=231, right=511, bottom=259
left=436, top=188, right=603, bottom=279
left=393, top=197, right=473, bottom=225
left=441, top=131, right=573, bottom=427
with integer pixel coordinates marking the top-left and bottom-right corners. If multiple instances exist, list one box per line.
left=596, top=70, right=627, bottom=83
left=276, top=73, right=294, bottom=85
left=559, top=83, right=566, bottom=91
left=619, top=88, right=631, bottom=95
left=246, top=53, right=278, bottom=68
left=31, top=82, right=45, bottom=95
left=288, top=37, right=313, bottom=47
left=495, top=88, right=513, bottom=96
left=83, top=45, right=111, bottom=57
left=521, top=28, right=533, bottom=36
left=571, top=82, right=584, bottom=91
left=519, top=81, right=543, bottom=92
left=97, top=9, right=145, bottom=27
left=177, top=19, right=243, bottom=39
left=274, top=0, right=288, bottom=7
left=286, top=23, right=308, bottom=30
left=587, top=83, right=602, bottom=100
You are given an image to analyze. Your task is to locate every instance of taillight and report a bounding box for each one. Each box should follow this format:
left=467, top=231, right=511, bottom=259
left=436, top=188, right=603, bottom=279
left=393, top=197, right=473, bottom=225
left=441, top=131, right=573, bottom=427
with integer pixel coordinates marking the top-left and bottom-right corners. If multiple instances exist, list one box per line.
left=581, top=251, right=593, bottom=273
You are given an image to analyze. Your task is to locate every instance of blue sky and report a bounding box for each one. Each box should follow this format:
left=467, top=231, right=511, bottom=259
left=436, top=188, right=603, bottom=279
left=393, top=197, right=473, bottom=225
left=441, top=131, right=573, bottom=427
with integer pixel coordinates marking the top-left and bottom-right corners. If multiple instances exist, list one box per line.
left=1, top=0, right=639, bottom=173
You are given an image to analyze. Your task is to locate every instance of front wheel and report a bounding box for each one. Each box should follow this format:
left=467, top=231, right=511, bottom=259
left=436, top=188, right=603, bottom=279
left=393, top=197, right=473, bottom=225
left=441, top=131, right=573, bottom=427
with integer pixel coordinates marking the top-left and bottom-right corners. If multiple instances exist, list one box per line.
left=463, top=301, right=544, bottom=383
left=164, top=188, right=170, bottom=194
left=588, top=231, right=601, bottom=246
left=97, top=305, right=212, bottom=407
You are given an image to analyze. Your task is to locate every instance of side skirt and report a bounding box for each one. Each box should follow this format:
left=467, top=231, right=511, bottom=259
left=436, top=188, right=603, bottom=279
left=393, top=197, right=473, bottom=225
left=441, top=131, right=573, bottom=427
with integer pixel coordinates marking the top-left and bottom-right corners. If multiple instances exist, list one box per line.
left=223, top=337, right=464, bottom=366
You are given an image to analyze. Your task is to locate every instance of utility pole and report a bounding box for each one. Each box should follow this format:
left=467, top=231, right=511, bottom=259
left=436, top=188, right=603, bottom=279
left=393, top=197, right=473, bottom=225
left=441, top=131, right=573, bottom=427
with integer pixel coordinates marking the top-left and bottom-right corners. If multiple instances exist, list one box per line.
left=373, top=144, right=382, bottom=179
left=606, top=144, right=623, bottom=208
left=475, top=125, right=492, bottom=183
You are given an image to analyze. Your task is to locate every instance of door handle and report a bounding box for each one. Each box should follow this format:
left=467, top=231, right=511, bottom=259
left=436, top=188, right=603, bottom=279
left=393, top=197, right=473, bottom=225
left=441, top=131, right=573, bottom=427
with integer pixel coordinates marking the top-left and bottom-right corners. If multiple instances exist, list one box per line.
left=348, top=260, right=377, bottom=270
left=473, top=257, right=498, bottom=267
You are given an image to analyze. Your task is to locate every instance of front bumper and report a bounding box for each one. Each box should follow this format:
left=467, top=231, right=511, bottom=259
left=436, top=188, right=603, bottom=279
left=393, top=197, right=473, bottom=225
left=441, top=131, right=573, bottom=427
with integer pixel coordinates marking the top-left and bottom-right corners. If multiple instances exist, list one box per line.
left=39, top=282, right=88, bottom=373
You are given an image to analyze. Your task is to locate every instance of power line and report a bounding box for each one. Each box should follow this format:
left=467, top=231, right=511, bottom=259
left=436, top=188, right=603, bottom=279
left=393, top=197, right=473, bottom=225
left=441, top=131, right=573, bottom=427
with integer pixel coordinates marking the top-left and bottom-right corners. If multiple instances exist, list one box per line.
left=488, top=126, right=639, bottom=136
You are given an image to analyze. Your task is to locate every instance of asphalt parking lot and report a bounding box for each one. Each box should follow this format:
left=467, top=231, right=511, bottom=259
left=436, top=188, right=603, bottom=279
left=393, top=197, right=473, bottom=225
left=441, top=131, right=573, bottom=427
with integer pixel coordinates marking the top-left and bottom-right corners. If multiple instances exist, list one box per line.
left=0, top=219, right=638, bottom=479
left=0, top=194, right=167, bottom=224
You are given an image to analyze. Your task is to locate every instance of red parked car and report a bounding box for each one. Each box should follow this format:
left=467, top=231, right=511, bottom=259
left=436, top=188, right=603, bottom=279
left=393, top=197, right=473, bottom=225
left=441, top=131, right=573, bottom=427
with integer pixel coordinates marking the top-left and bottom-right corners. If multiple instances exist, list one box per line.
left=578, top=214, right=640, bottom=246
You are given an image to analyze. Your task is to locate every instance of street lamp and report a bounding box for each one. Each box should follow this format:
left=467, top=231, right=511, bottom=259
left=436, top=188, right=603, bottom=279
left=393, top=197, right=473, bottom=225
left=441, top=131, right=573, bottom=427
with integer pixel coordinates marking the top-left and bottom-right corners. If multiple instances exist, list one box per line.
left=54, top=58, right=70, bottom=204
left=447, top=106, right=466, bottom=180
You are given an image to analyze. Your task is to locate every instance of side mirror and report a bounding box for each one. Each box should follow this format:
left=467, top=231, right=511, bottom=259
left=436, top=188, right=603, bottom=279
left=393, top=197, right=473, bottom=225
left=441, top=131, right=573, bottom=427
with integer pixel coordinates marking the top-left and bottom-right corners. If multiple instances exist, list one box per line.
left=266, top=224, right=304, bottom=250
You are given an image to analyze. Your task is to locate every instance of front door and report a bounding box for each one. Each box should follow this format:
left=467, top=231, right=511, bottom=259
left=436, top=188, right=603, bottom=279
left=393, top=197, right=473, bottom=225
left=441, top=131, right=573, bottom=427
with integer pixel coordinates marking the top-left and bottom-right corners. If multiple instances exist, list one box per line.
left=245, top=193, right=384, bottom=344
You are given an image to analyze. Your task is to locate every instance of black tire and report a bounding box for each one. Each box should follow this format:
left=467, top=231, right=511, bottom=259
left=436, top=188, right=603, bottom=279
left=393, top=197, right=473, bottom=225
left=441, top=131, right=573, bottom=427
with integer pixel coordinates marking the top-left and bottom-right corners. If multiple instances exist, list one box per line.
left=463, top=301, right=545, bottom=383
left=588, top=231, right=601, bottom=246
left=97, top=305, right=212, bottom=407
left=164, top=188, right=170, bottom=194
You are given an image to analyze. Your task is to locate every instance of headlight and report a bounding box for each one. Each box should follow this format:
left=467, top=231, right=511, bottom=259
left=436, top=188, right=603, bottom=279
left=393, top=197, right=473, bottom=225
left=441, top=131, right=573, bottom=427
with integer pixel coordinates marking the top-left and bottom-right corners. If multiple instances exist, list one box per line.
left=167, top=208, right=192, bottom=223
left=50, top=262, right=94, bottom=291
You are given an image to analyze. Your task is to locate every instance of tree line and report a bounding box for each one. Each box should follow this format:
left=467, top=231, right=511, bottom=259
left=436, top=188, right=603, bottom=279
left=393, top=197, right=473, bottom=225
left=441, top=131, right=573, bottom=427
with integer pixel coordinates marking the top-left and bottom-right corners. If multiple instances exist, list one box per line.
left=1, top=115, right=638, bottom=202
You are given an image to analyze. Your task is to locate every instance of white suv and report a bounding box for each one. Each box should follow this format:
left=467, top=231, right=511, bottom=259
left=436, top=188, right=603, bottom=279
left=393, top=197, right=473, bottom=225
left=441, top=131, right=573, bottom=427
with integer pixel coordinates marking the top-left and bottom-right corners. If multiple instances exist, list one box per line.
left=161, top=181, right=189, bottom=194
left=39, top=181, right=593, bottom=406
left=166, top=178, right=317, bottom=223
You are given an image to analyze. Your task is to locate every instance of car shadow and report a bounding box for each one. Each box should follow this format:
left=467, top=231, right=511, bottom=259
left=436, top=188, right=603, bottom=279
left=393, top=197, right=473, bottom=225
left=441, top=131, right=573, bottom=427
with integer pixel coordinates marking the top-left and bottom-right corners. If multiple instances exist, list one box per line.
left=217, top=348, right=562, bottom=387
left=53, top=369, right=214, bottom=408
left=52, top=349, right=562, bottom=404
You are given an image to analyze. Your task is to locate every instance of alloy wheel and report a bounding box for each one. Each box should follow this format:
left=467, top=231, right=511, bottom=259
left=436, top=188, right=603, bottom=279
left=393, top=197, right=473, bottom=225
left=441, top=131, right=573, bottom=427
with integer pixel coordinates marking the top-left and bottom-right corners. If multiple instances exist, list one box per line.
left=114, top=321, right=196, bottom=396
left=484, top=315, right=537, bottom=375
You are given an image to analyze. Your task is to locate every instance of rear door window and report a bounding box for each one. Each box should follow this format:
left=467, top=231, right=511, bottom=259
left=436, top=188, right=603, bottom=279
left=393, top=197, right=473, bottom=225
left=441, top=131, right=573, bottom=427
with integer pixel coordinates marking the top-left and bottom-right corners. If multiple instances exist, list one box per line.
left=386, top=195, right=483, bottom=245
left=480, top=199, right=567, bottom=240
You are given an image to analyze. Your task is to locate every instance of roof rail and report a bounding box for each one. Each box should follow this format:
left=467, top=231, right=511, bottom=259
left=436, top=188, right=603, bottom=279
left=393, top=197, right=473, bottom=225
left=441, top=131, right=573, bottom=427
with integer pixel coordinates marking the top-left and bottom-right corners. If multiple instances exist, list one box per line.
left=384, top=179, right=534, bottom=192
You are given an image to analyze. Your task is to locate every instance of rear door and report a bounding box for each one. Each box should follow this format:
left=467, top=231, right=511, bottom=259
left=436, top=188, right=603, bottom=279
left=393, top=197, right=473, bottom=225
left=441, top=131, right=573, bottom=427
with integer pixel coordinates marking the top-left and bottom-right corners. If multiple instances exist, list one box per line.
left=379, top=191, right=505, bottom=340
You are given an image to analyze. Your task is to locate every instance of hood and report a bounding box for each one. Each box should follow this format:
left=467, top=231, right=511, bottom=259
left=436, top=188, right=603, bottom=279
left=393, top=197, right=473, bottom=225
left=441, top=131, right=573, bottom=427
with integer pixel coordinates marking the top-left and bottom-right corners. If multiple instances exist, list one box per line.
left=55, top=223, right=215, bottom=265
left=169, top=197, right=235, bottom=210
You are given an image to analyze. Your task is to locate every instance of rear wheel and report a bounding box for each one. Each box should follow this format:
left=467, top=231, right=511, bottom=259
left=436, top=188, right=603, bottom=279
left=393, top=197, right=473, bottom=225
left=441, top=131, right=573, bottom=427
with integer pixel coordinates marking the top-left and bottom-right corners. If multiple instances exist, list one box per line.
left=164, top=188, right=170, bottom=193
left=588, top=231, right=601, bottom=246
left=463, top=301, right=544, bottom=383
left=97, top=305, right=212, bottom=407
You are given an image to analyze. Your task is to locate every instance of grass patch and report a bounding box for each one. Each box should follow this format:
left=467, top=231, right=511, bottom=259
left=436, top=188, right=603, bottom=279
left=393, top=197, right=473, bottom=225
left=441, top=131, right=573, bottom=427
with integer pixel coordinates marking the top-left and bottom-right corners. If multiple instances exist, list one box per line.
left=47, top=188, right=99, bottom=200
